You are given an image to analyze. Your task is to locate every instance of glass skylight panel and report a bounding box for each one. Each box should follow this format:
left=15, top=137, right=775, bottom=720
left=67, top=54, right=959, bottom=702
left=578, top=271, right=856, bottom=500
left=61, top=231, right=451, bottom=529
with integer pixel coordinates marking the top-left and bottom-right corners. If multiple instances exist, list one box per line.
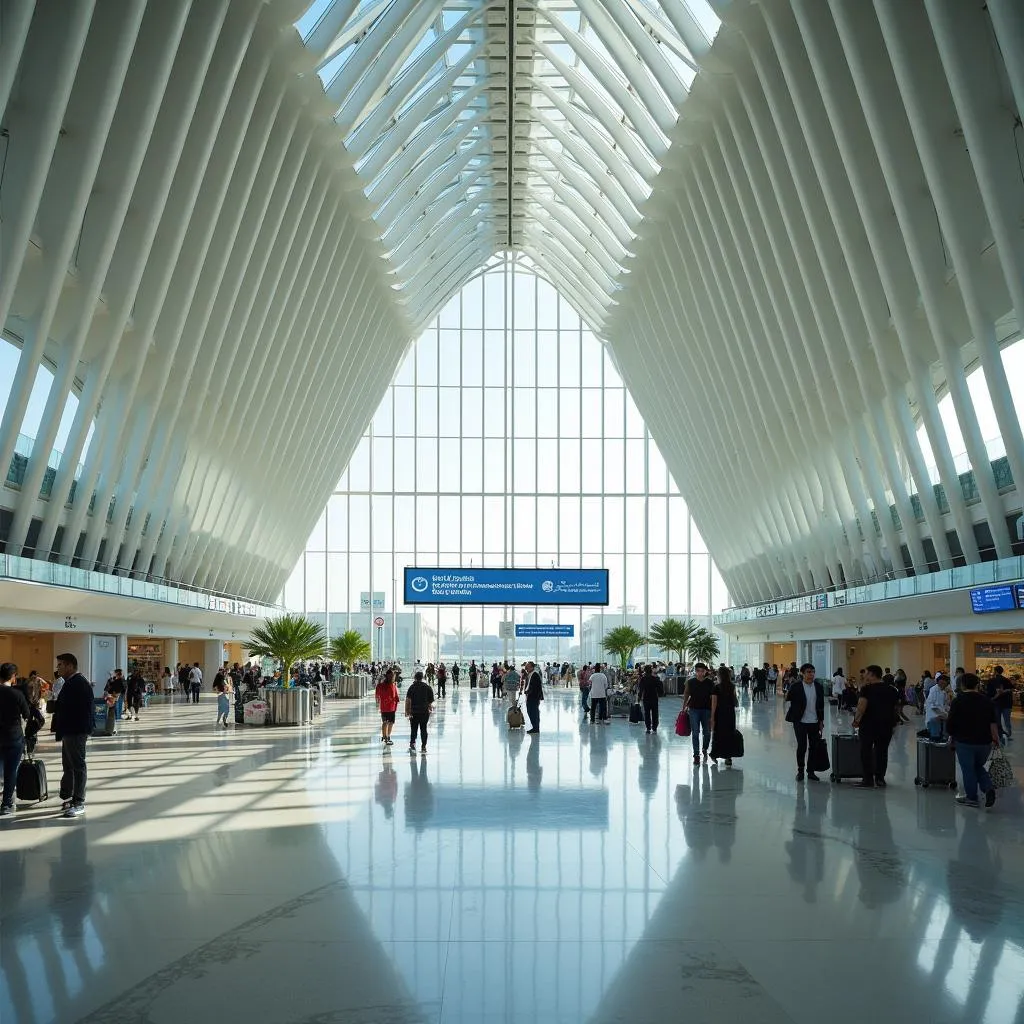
left=293, top=0, right=704, bottom=329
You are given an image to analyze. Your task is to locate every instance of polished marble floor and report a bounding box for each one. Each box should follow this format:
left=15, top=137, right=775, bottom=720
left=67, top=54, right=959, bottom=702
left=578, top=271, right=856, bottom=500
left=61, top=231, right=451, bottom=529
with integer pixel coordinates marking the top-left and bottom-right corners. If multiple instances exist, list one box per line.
left=1, top=685, right=1022, bottom=1024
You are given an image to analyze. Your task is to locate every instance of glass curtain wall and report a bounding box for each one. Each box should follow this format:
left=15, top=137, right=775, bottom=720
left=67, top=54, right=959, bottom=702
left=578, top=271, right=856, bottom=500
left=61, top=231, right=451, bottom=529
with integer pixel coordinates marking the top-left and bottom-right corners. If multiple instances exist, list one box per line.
left=283, top=256, right=728, bottom=664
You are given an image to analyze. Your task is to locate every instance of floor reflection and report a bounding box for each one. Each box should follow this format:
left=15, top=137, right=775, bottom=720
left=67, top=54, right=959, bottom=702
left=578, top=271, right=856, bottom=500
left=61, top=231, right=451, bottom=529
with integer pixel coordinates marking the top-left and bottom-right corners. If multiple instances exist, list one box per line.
left=0, top=692, right=1021, bottom=1024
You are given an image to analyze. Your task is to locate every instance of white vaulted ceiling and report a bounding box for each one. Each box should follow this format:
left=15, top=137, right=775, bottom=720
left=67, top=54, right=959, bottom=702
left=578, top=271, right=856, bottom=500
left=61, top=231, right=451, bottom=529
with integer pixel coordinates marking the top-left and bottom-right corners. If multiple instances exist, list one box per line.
left=295, top=0, right=720, bottom=332
left=3, top=0, right=1024, bottom=611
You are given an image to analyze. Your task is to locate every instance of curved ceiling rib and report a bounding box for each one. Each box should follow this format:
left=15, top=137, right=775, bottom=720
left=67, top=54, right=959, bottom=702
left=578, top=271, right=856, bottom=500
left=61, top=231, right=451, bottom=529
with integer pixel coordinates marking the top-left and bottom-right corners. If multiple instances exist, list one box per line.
left=294, top=0, right=721, bottom=331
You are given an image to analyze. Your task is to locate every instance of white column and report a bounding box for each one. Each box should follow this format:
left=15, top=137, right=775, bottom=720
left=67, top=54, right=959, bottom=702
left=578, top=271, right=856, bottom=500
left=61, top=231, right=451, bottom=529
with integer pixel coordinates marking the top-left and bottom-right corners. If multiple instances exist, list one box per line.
left=203, top=639, right=226, bottom=684
left=165, top=638, right=179, bottom=673
left=57, top=633, right=92, bottom=682
left=115, top=634, right=129, bottom=673
left=949, top=633, right=965, bottom=674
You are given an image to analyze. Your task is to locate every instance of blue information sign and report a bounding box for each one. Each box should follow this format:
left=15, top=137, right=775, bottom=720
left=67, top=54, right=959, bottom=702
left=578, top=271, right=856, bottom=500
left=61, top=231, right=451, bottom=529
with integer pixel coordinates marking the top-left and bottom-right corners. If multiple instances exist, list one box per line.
left=404, top=568, right=609, bottom=606
left=515, top=624, right=575, bottom=638
left=969, top=585, right=1019, bottom=614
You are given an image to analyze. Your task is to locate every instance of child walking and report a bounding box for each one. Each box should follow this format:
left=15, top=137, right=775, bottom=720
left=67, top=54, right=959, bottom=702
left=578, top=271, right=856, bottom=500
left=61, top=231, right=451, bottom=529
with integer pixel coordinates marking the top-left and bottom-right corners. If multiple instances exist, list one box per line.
left=215, top=681, right=231, bottom=729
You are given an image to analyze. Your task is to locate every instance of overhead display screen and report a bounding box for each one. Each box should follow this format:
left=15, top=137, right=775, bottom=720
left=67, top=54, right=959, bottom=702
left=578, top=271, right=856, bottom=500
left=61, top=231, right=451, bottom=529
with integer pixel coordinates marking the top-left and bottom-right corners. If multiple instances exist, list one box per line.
left=403, top=568, right=609, bottom=606
left=969, top=585, right=1019, bottom=614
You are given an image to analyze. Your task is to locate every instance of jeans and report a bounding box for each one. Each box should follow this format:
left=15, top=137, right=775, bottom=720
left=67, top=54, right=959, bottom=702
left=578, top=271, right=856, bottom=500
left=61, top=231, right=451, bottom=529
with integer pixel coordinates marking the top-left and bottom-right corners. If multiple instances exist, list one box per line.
left=792, top=721, right=819, bottom=770
left=688, top=708, right=711, bottom=756
left=590, top=697, right=607, bottom=722
left=643, top=701, right=659, bottom=731
left=410, top=714, right=429, bottom=748
left=955, top=742, right=994, bottom=801
left=526, top=699, right=540, bottom=731
left=860, top=725, right=893, bottom=783
left=60, top=733, right=89, bottom=805
left=999, top=707, right=1012, bottom=741
left=191, top=685, right=201, bottom=704
left=927, top=717, right=946, bottom=742
left=437, top=680, right=446, bottom=698
left=1, top=738, right=24, bottom=808
left=580, top=685, right=591, bottom=712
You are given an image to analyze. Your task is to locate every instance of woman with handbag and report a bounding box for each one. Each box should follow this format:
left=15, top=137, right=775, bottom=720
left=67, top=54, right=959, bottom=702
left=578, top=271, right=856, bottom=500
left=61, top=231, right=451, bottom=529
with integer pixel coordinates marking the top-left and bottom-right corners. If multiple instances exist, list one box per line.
left=710, top=666, right=740, bottom=766
left=946, top=672, right=1001, bottom=808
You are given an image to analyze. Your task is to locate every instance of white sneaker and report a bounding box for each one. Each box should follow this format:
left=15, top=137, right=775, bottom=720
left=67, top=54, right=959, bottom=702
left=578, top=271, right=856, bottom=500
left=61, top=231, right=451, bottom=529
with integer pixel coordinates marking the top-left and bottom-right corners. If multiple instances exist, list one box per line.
left=63, top=804, right=85, bottom=818
left=954, top=795, right=979, bottom=807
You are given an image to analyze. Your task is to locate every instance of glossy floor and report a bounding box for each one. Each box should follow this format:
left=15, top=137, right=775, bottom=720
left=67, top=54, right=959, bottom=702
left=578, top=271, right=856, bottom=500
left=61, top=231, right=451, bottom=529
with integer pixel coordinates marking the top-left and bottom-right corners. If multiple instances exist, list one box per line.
left=1, top=687, right=1022, bottom=1024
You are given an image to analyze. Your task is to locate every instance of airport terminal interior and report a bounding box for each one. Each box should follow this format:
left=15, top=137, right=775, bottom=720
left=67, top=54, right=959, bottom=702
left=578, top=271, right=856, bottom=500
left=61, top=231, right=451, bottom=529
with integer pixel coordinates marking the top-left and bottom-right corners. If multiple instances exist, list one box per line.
left=2, top=0, right=1024, bottom=1021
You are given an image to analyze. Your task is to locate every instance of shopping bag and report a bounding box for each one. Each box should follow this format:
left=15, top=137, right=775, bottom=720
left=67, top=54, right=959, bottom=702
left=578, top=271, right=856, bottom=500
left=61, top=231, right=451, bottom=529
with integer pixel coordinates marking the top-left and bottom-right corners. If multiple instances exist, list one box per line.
left=809, top=736, right=830, bottom=774
left=988, top=749, right=1014, bottom=789
left=675, top=710, right=691, bottom=738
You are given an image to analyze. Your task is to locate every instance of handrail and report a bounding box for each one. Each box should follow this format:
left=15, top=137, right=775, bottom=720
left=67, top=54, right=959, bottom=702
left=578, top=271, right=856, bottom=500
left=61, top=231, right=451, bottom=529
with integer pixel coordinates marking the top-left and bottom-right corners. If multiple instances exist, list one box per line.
left=0, top=553, right=281, bottom=618
left=714, top=554, right=1024, bottom=625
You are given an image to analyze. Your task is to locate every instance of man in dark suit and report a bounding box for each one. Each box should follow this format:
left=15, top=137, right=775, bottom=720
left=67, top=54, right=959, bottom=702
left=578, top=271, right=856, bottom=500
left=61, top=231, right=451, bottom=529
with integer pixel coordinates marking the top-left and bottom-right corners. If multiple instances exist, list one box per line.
left=784, top=663, right=825, bottom=782
left=54, top=652, right=94, bottom=818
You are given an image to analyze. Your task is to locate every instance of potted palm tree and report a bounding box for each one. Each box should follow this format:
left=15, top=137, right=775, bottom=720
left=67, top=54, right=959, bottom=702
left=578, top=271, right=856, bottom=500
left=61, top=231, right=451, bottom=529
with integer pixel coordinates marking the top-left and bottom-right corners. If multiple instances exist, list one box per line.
left=647, top=617, right=697, bottom=664
left=329, top=629, right=372, bottom=670
left=687, top=627, right=721, bottom=667
left=602, top=625, right=647, bottom=672
left=246, top=614, right=327, bottom=689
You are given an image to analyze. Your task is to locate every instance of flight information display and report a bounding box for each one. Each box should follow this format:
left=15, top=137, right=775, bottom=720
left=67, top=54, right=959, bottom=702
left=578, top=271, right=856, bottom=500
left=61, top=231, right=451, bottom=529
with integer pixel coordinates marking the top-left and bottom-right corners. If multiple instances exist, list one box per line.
left=969, top=585, right=1019, bottom=614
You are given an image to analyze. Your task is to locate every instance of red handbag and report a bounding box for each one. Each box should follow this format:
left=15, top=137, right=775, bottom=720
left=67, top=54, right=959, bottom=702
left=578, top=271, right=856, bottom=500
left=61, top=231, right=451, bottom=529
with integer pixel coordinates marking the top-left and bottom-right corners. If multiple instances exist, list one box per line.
left=676, top=709, right=691, bottom=737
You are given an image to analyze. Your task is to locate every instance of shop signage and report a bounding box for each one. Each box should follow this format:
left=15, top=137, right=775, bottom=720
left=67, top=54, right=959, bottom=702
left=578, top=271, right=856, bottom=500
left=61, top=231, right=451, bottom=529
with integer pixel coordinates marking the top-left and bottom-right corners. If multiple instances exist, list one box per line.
left=515, top=624, right=574, bottom=637
left=754, top=603, right=778, bottom=618
left=969, top=584, right=1019, bottom=614
left=361, top=592, right=386, bottom=611
left=404, top=568, right=609, bottom=606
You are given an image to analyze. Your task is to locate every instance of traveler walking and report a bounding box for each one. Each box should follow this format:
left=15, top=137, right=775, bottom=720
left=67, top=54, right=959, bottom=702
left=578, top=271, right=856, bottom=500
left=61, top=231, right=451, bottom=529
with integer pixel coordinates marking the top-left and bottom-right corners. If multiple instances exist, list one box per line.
left=710, top=665, right=739, bottom=766
left=53, top=652, right=93, bottom=818
left=0, top=662, right=30, bottom=817
left=947, top=672, right=1001, bottom=808
left=469, top=660, right=478, bottom=689
left=189, top=662, right=203, bottom=704
left=125, top=670, right=145, bottom=721
left=683, top=663, right=715, bottom=764
left=503, top=663, right=519, bottom=701
left=924, top=674, right=952, bottom=742
left=375, top=668, right=399, bottom=745
left=451, top=662, right=460, bottom=688
left=405, top=670, right=434, bottom=755
left=579, top=662, right=592, bottom=714
left=214, top=678, right=231, bottom=728
left=589, top=663, right=610, bottom=723
left=523, top=660, right=544, bottom=733
left=436, top=662, right=447, bottom=699
left=637, top=664, right=663, bottom=733
left=784, top=663, right=825, bottom=781
left=851, top=665, right=899, bottom=788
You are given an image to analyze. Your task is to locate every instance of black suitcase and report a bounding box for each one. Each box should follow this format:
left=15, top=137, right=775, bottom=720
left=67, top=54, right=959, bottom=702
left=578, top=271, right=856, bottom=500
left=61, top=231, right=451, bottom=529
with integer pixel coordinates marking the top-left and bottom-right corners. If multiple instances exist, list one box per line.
left=629, top=702, right=643, bottom=724
left=829, top=732, right=866, bottom=783
left=17, top=757, right=48, bottom=803
left=914, top=739, right=957, bottom=789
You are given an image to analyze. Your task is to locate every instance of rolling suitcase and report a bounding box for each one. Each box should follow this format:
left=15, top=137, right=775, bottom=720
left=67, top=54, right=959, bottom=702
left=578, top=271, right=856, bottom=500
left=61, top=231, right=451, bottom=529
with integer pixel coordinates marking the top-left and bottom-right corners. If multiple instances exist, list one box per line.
left=92, top=699, right=116, bottom=736
left=829, top=732, right=865, bottom=783
left=507, top=702, right=525, bottom=729
left=914, top=739, right=957, bottom=789
left=628, top=702, right=643, bottom=724
left=16, top=756, right=48, bottom=803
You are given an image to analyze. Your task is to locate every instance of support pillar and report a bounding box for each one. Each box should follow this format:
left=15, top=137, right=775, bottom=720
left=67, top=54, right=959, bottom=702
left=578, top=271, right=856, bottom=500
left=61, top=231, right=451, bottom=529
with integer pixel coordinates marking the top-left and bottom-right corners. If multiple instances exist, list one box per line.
left=57, top=633, right=93, bottom=682
left=949, top=633, right=965, bottom=674
left=203, top=639, right=226, bottom=684
left=165, top=638, right=179, bottom=673
left=115, top=634, right=129, bottom=673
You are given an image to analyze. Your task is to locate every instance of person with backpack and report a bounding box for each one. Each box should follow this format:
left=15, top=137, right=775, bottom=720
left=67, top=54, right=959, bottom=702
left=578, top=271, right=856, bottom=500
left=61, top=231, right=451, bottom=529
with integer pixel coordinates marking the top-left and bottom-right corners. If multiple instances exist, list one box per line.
left=405, top=671, right=434, bottom=755
left=739, top=664, right=751, bottom=691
